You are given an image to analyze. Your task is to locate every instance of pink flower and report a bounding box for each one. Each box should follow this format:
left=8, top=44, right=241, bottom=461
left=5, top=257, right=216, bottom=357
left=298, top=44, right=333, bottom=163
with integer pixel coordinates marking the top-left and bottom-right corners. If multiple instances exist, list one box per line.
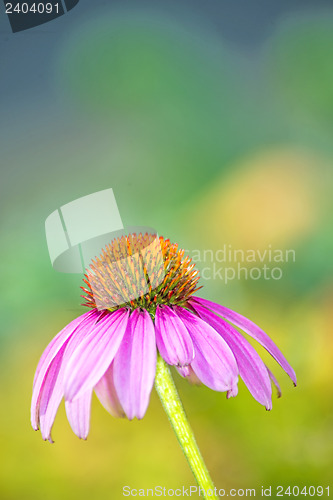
left=31, top=235, right=296, bottom=442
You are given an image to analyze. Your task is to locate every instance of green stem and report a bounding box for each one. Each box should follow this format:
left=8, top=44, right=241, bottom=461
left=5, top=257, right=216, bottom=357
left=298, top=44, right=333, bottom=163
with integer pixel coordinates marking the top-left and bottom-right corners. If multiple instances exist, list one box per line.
left=155, top=354, right=219, bottom=500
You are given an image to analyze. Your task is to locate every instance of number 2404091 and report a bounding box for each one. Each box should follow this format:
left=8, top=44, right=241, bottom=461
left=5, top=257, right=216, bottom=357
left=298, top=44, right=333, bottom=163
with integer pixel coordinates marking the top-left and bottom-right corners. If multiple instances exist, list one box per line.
left=276, top=486, right=330, bottom=496
left=5, top=3, right=60, bottom=14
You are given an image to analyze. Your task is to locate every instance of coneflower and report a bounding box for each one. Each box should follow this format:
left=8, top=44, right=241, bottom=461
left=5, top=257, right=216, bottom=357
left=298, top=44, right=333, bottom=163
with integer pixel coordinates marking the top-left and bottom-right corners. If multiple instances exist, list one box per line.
left=32, top=233, right=296, bottom=500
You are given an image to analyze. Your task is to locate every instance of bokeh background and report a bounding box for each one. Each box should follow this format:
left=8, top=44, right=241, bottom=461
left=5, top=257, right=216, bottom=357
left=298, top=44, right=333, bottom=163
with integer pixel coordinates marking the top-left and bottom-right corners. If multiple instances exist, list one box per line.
left=1, top=1, right=333, bottom=498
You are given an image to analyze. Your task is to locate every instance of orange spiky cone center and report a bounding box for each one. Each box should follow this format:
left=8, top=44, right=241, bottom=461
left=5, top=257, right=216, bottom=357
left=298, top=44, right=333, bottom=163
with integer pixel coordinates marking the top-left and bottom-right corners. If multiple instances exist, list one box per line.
left=81, top=234, right=201, bottom=316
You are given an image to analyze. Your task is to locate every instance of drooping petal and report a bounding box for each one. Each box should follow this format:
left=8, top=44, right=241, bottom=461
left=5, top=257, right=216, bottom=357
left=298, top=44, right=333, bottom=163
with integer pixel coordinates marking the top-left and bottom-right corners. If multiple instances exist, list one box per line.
left=113, top=309, right=157, bottom=420
left=37, top=345, right=67, bottom=442
left=266, top=366, right=282, bottom=398
left=32, top=310, right=97, bottom=391
left=190, top=296, right=297, bottom=386
left=64, top=308, right=129, bottom=401
left=37, top=313, right=103, bottom=442
left=176, top=365, right=201, bottom=385
left=31, top=310, right=99, bottom=432
left=174, top=307, right=238, bottom=393
left=32, top=312, right=87, bottom=387
left=226, top=384, right=238, bottom=399
left=191, top=302, right=272, bottom=410
left=94, top=362, right=125, bottom=418
left=65, top=390, right=92, bottom=439
left=155, top=305, right=194, bottom=367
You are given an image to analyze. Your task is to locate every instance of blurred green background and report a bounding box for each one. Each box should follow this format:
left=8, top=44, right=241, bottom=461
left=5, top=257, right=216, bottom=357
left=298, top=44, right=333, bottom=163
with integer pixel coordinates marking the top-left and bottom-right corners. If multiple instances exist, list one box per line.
left=0, top=2, right=333, bottom=499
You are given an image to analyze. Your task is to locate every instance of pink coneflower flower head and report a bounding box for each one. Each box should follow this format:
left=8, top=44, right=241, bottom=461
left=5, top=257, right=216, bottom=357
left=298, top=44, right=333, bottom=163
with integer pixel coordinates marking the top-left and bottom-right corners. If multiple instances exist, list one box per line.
left=31, top=234, right=296, bottom=442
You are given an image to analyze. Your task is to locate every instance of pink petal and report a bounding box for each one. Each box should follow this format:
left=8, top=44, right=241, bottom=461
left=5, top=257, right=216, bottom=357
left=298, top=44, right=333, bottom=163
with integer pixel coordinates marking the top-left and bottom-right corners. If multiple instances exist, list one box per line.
left=176, top=365, right=201, bottom=385
left=174, top=307, right=239, bottom=393
left=64, top=309, right=129, bottom=401
left=226, top=384, right=238, bottom=399
left=190, top=297, right=297, bottom=386
left=35, top=311, right=110, bottom=442
left=37, top=313, right=103, bottom=442
left=38, top=345, right=67, bottom=442
left=32, top=310, right=97, bottom=389
left=155, top=305, right=194, bottom=367
left=191, top=302, right=272, bottom=410
left=65, top=390, right=92, bottom=439
left=94, top=362, right=125, bottom=418
left=31, top=310, right=99, bottom=433
left=266, top=366, right=282, bottom=398
left=113, top=309, right=157, bottom=420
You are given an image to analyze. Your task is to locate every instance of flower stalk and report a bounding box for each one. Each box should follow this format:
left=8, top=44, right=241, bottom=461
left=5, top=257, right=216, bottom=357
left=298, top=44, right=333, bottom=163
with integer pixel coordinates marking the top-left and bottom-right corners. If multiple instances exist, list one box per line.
left=155, top=354, right=219, bottom=500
